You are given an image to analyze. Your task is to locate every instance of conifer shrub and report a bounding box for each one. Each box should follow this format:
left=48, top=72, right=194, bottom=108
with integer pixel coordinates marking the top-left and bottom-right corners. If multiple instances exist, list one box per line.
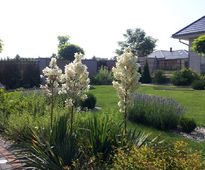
left=141, top=61, right=151, bottom=83
left=180, top=117, right=196, bottom=133
left=80, top=93, right=96, bottom=110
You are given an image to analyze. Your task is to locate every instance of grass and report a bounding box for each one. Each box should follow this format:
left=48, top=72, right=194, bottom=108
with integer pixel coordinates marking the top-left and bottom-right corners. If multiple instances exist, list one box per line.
left=90, top=85, right=205, bottom=153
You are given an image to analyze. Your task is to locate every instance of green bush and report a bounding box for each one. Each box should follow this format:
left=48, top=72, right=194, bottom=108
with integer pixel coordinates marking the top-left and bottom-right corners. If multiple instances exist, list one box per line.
left=80, top=93, right=96, bottom=110
left=191, top=79, right=205, bottom=90
left=128, top=93, right=184, bottom=130
left=111, top=141, right=205, bottom=170
left=153, top=70, right=167, bottom=84
left=171, top=69, right=199, bottom=86
left=180, top=117, right=196, bottom=133
left=91, top=66, right=113, bottom=85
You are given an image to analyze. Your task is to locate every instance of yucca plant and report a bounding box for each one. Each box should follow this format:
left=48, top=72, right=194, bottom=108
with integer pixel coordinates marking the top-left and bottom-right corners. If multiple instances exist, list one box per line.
left=12, top=113, right=79, bottom=169
left=83, top=115, right=152, bottom=161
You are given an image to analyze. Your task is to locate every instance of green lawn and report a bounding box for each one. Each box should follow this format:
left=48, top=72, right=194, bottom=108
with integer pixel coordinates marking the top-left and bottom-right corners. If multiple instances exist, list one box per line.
left=90, top=85, right=205, bottom=152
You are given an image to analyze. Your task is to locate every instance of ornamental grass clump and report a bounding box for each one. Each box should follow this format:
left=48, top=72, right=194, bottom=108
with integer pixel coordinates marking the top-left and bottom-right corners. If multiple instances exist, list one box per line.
left=112, top=48, right=141, bottom=133
left=60, top=53, right=90, bottom=134
left=41, top=58, right=62, bottom=129
left=128, top=93, right=184, bottom=130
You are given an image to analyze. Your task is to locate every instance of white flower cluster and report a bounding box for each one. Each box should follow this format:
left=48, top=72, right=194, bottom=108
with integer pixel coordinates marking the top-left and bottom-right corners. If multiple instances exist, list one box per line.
left=41, top=58, right=62, bottom=96
left=59, top=53, right=90, bottom=107
left=112, top=48, right=141, bottom=113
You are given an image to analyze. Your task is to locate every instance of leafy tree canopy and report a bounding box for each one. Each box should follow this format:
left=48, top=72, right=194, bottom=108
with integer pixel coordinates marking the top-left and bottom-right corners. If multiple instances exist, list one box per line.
left=192, top=34, right=205, bottom=56
left=116, top=28, right=157, bottom=57
left=58, top=44, right=84, bottom=61
left=57, top=35, right=70, bottom=47
left=57, top=35, right=84, bottom=61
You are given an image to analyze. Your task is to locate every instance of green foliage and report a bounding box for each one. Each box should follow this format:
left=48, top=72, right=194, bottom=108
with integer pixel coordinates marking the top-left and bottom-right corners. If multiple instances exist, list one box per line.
left=0, top=39, right=3, bottom=53
left=80, top=115, right=151, bottom=164
left=153, top=70, right=167, bottom=84
left=13, top=114, right=79, bottom=169
left=116, top=28, right=157, bottom=57
left=128, top=93, right=184, bottom=130
left=111, top=141, right=205, bottom=170
left=171, top=69, right=199, bottom=86
left=80, top=93, right=96, bottom=110
left=192, top=79, right=205, bottom=90
left=192, top=34, right=205, bottom=55
left=58, top=44, right=84, bottom=61
left=180, top=117, right=196, bottom=133
left=57, top=35, right=70, bottom=47
left=141, top=61, right=151, bottom=83
left=91, top=66, right=113, bottom=85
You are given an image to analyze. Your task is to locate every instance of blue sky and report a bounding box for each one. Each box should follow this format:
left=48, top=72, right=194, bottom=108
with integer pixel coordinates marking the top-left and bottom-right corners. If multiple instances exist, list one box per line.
left=0, top=0, right=204, bottom=58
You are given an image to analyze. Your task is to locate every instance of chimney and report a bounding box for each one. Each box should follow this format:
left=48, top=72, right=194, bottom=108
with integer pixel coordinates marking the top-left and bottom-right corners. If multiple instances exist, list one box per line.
left=170, top=47, right=172, bottom=52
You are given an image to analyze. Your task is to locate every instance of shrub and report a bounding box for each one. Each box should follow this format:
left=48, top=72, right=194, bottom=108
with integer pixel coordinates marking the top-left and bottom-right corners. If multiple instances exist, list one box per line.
left=180, top=117, right=197, bottom=133
left=80, top=93, right=96, bottom=110
left=191, top=79, right=205, bottom=90
left=128, top=93, right=184, bottom=130
left=171, top=69, right=199, bottom=86
left=111, top=141, right=205, bottom=170
left=153, top=70, right=167, bottom=84
left=91, top=66, right=113, bottom=85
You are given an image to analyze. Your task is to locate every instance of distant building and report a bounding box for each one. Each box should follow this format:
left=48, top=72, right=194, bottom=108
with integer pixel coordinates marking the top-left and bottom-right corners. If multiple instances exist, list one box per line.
left=145, top=49, right=188, bottom=73
left=172, top=16, right=205, bottom=73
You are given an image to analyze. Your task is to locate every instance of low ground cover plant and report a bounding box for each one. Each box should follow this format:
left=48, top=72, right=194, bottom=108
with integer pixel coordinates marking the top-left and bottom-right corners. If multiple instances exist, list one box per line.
left=111, top=141, right=205, bottom=169
left=128, top=93, right=184, bottom=130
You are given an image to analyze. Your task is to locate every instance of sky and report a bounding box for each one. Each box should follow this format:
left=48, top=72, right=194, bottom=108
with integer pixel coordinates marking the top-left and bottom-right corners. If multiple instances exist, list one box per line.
left=0, top=0, right=205, bottom=59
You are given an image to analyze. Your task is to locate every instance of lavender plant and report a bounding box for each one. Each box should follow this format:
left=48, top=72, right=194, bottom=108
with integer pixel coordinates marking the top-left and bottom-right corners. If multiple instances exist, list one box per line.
left=128, top=93, right=184, bottom=130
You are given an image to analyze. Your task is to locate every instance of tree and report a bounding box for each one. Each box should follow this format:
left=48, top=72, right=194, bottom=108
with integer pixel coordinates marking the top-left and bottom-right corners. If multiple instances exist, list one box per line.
left=116, top=28, right=157, bottom=57
left=141, top=60, right=152, bottom=83
left=0, top=39, right=3, bottom=53
left=57, top=35, right=70, bottom=47
left=192, top=34, right=205, bottom=56
left=57, top=35, right=84, bottom=61
left=112, top=48, right=141, bottom=134
left=58, top=44, right=84, bottom=61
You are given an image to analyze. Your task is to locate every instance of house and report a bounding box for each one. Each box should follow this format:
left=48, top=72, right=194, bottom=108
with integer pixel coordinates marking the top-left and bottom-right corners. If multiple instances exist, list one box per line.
left=172, top=16, right=205, bottom=73
left=145, top=48, right=188, bottom=73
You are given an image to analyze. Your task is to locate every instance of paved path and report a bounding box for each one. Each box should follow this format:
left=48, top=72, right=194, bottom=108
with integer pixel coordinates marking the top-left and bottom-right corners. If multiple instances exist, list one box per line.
left=0, top=136, right=22, bottom=170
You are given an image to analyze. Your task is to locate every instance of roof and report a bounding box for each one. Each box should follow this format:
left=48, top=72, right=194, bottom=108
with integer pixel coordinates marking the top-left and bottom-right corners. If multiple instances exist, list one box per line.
left=147, top=50, right=188, bottom=60
left=172, top=16, right=205, bottom=40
